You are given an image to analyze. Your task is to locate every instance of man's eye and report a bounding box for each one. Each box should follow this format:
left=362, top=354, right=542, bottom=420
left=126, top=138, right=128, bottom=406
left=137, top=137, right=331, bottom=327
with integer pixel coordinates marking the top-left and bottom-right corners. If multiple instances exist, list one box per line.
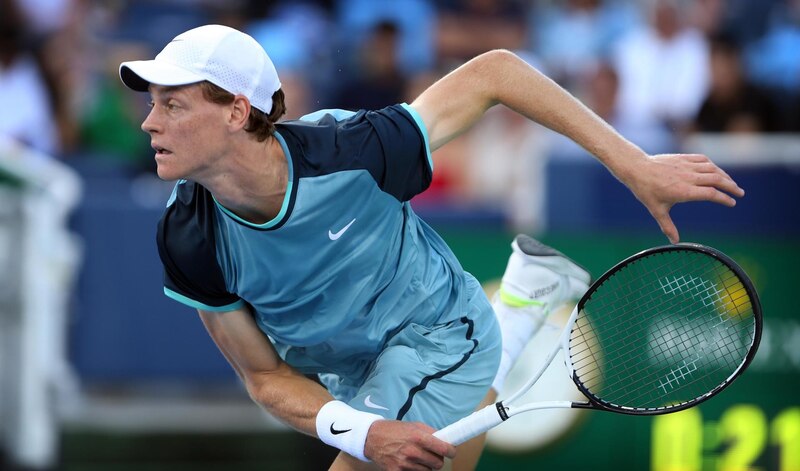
left=147, top=100, right=155, bottom=108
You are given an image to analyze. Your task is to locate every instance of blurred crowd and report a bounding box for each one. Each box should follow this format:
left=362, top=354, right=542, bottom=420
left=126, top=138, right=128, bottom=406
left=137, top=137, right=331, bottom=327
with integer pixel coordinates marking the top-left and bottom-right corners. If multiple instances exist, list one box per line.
left=2, top=0, right=800, bottom=228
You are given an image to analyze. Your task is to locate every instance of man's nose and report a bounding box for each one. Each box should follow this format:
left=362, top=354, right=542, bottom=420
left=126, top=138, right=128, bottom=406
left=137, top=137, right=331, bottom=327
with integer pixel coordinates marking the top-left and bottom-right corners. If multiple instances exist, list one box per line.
left=141, top=108, right=159, bottom=134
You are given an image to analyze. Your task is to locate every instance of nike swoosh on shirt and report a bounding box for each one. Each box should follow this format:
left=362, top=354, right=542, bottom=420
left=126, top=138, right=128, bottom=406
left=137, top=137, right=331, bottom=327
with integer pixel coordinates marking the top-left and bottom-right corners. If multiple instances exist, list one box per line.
left=328, top=218, right=356, bottom=240
left=364, top=395, right=389, bottom=411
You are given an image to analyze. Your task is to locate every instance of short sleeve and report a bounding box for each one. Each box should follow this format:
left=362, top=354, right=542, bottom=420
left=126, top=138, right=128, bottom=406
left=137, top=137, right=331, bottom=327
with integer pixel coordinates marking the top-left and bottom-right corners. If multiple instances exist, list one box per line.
left=157, top=182, right=244, bottom=312
left=363, top=104, right=433, bottom=201
left=281, top=104, right=433, bottom=201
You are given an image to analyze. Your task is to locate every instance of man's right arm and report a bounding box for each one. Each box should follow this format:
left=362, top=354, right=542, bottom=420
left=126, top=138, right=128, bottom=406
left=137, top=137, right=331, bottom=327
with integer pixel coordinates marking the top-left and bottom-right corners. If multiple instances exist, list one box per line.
left=197, top=307, right=455, bottom=469
left=197, top=306, right=332, bottom=434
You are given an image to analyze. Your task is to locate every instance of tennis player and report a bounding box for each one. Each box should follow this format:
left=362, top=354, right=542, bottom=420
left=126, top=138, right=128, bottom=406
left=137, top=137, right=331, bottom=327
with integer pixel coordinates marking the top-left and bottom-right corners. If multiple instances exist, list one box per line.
left=119, top=25, right=744, bottom=470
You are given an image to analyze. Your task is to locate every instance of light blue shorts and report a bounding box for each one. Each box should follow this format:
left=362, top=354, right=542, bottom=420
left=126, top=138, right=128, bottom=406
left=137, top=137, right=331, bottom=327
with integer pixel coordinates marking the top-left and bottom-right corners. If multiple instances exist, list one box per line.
left=320, top=277, right=501, bottom=429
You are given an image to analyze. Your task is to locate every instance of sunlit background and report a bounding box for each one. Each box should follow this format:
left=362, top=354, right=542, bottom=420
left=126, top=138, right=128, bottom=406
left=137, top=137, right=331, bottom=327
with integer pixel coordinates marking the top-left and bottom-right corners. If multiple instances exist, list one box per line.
left=1, top=0, right=799, bottom=470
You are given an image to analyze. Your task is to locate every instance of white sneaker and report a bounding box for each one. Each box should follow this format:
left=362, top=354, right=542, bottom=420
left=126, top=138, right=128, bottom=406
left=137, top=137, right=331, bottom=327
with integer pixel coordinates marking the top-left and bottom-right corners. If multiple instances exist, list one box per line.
left=491, top=235, right=591, bottom=394
left=499, top=234, right=591, bottom=315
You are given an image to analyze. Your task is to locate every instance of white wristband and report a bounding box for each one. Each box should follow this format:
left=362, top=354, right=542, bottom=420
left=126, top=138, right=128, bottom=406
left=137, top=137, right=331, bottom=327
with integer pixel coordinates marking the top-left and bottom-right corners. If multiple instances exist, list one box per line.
left=315, top=400, right=383, bottom=461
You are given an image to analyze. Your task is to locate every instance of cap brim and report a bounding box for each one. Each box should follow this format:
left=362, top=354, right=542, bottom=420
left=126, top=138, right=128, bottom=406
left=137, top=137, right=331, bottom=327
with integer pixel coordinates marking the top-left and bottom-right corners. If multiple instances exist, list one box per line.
left=119, top=60, right=206, bottom=91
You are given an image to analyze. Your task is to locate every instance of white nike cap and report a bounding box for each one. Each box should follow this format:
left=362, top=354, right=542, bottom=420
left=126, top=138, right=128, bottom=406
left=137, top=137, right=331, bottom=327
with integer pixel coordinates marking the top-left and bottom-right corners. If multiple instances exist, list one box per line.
left=119, top=24, right=281, bottom=113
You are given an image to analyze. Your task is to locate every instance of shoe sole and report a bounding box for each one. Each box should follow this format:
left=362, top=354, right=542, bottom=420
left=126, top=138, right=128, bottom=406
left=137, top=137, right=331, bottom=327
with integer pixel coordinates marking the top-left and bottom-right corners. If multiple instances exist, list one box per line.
left=513, top=234, right=592, bottom=284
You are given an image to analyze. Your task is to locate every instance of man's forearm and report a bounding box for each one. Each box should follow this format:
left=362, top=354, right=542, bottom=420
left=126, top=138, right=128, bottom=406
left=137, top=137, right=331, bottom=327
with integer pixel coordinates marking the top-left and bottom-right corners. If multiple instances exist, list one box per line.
left=246, top=363, right=388, bottom=462
left=244, top=361, right=333, bottom=436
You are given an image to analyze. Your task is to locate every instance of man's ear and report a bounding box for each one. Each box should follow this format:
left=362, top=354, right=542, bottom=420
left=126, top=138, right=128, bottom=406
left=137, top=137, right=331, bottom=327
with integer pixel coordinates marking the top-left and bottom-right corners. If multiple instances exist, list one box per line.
left=229, top=95, right=251, bottom=130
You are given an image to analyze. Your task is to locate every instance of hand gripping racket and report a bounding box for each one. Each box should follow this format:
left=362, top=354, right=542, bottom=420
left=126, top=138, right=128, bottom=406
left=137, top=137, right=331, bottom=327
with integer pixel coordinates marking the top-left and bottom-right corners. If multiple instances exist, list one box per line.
left=435, top=243, right=762, bottom=445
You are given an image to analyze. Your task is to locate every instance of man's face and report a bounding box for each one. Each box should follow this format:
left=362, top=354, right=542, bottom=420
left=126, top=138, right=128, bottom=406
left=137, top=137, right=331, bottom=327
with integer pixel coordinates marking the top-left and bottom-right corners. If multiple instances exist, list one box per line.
left=142, top=83, right=230, bottom=181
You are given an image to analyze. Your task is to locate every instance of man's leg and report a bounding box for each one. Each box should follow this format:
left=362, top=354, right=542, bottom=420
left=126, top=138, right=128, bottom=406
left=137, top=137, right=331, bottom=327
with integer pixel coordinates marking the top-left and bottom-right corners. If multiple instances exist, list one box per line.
left=451, top=235, right=590, bottom=471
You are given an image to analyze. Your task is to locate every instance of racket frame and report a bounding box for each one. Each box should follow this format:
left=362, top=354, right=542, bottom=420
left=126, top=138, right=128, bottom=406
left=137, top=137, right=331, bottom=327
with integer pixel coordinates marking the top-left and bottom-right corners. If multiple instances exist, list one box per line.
left=434, top=243, right=762, bottom=445
left=567, top=243, right=762, bottom=415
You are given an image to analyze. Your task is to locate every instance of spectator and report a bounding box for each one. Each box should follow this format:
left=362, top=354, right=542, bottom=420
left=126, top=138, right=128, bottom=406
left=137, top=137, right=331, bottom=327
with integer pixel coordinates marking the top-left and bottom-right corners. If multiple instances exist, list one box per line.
left=582, top=61, right=621, bottom=124
left=34, top=0, right=92, bottom=155
left=246, top=1, right=334, bottom=111
left=13, top=0, right=74, bottom=37
left=530, top=0, right=640, bottom=90
left=109, top=1, right=212, bottom=53
left=436, top=0, right=527, bottom=65
left=688, top=0, right=726, bottom=37
left=459, top=102, right=550, bottom=232
left=0, top=0, right=60, bottom=155
left=694, top=34, right=781, bottom=134
left=333, top=20, right=408, bottom=111
left=336, top=0, right=436, bottom=76
left=717, top=0, right=784, bottom=47
left=611, top=0, right=710, bottom=152
left=744, top=0, right=800, bottom=99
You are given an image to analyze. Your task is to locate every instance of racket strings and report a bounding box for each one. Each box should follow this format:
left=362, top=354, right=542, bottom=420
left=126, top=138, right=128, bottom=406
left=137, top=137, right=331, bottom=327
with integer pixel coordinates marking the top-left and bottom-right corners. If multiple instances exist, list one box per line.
left=583, top=267, right=752, bottom=405
left=571, top=255, right=751, bottom=362
left=573, top=253, right=751, bottom=343
left=574, top=266, right=751, bottom=403
left=568, top=250, right=756, bottom=411
left=575, top=321, right=744, bottom=408
left=570, top=257, right=750, bottom=368
left=570, top=270, right=752, bottom=372
left=616, top=348, right=743, bottom=410
left=579, top=267, right=752, bottom=370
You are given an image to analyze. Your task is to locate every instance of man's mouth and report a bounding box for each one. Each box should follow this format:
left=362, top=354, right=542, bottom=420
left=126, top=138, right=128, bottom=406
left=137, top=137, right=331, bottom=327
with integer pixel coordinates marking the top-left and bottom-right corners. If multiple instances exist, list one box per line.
left=153, top=145, right=172, bottom=156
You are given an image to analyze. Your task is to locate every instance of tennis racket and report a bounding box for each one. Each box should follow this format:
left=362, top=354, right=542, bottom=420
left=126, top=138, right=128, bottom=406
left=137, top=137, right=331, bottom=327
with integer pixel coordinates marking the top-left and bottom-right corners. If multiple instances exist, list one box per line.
left=434, top=243, right=762, bottom=446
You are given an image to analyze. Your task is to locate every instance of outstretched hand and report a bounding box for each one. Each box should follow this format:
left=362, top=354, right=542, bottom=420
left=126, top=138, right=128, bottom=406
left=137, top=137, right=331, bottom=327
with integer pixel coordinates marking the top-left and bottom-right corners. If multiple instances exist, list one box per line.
left=364, top=420, right=456, bottom=470
left=623, top=154, right=745, bottom=244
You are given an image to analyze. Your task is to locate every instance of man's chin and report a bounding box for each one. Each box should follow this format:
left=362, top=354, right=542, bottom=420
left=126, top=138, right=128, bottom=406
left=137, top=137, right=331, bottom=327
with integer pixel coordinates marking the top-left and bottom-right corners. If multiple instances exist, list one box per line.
left=155, top=165, right=183, bottom=182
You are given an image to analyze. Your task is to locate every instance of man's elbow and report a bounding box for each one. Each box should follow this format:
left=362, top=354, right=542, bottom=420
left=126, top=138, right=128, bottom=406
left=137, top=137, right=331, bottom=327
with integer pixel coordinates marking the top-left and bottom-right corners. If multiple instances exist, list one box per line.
left=476, top=48, right=520, bottom=65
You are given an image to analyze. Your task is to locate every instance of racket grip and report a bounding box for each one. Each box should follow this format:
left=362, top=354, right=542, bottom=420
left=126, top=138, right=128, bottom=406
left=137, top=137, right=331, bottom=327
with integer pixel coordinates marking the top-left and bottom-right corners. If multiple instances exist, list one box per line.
left=433, top=403, right=505, bottom=446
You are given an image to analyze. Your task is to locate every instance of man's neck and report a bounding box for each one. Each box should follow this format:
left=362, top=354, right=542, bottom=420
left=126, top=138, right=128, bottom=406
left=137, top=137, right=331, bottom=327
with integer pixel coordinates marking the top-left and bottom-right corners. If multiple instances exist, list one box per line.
left=200, top=135, right=289, bottom=225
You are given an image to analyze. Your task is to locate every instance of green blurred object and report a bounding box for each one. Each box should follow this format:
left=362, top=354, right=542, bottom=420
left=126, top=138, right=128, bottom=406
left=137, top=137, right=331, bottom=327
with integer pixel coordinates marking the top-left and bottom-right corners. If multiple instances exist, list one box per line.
left=78, top=79, right=152, bottom=169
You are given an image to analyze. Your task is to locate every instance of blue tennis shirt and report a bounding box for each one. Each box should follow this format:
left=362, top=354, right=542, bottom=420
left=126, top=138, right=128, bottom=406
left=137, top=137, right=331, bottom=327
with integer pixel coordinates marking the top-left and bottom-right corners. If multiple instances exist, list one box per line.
left=156, top=104, right=484, bottom=380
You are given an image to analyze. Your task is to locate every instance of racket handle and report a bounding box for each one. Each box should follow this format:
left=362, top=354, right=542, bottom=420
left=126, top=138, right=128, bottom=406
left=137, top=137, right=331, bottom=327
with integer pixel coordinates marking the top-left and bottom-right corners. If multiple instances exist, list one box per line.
left=433, top=403, right=506, bottom=446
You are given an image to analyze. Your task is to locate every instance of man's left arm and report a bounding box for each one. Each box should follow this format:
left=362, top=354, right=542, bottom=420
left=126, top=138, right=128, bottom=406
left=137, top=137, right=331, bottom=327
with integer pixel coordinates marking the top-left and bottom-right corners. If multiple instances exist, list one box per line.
left=409, top=49, right=744, bottom=243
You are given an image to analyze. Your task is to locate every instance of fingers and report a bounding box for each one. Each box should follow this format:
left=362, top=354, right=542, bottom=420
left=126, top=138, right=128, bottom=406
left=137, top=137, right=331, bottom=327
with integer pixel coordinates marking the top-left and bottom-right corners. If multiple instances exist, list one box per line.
left=366, top=421, right=456, bottom=470
left=684, top=155, right=745, bottom=198
left=401, top=439, right=453, bottom=470
left=691, top=174, right=743, bottom=203
left=654, top=210, right=680, bottom=245
left=682, top=153, right=711, bottom=163
left=694, top=160, right=729, bottom=177
left=413, top=433, right=455, bottom=469
left=416, top=423, right=456, bottom=460
left=431, top=437, right=456, bottom=461
left=690, top=186, right=739, bottom=207
left=412, top=450, right=447, bottom=470
left=664, top=155, right=744, bottom=205
left=639, top=153, right=745, bottom=245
